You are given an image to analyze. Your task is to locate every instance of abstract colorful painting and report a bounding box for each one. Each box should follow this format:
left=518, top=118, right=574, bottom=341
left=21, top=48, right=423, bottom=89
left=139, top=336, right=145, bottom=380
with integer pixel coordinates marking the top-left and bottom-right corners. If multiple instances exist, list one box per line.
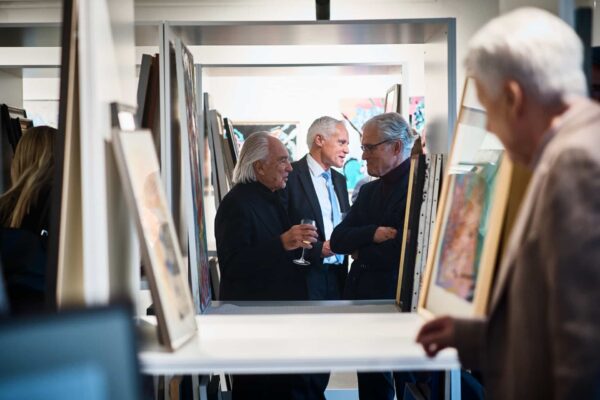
left=339, top=97, right=384, bottom=191
left=419, top=77, right=515, bottom=318
left=435, top=162, right=500, bottom=301
left=408, top=96, right=425, bottom=135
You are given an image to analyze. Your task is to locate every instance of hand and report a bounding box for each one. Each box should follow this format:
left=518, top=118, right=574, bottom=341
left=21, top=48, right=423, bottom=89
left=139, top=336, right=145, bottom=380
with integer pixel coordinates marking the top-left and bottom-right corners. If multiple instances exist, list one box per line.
left=321, top=240, right=334, bottom=258
left=280, top=224, right=318, bottom=251
left=415, top=316, right=456, bottom=357
left=373, top=226, right=398, bottom=243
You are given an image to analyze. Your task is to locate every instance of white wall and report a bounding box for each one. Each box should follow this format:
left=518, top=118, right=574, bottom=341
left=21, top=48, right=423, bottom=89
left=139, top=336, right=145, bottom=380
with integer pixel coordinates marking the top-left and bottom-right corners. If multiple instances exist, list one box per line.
left=0, top=69, right=23, bottom=107
left=205, top=68, right=407, bottom=159
left=200, top=43, right=426, bottom=158
left=331, top=0, right=499, bottom=105
left=22, top=69, right=60, bottom=127
left=500, top=0, right=559, bottom=13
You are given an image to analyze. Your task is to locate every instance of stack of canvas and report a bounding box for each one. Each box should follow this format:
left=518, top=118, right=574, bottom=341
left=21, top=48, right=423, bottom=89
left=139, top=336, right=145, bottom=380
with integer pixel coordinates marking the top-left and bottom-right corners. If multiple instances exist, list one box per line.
left=396, top=153, right=445, bottom=312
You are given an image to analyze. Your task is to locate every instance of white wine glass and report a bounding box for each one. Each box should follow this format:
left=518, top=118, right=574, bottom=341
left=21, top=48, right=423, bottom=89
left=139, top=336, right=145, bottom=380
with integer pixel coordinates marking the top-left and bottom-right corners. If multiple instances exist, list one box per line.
left=292, top=218, right=315, bottom=266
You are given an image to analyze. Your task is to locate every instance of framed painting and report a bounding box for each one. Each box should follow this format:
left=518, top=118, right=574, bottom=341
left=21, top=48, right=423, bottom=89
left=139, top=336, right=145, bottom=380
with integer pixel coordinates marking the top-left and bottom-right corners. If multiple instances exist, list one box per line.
left=384, top=84, right=402, bottom=114
left=338, top=97, right=384, bottom=191
left=112, top=129, right=197, bottom=351
left=408, top=96, right=425, bottom=134
left=419, top=78, right=514, bottom=318
left=175, top=38, right=212, bottom=313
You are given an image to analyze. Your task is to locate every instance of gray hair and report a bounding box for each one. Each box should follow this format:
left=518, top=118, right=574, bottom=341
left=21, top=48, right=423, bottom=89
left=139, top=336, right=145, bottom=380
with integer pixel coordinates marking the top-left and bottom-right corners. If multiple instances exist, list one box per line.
left=363, top=112, right=414, bottom=159
left=306, top=116, right=344, bottom=147
left=232, top=132, right=270, bottom=185
left=465, top=7, right=586, bottom=105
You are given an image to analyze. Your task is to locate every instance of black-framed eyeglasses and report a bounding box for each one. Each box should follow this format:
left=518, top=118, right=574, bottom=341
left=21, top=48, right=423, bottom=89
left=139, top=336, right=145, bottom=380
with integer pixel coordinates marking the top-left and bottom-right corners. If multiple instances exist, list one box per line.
left=360, top=139, right=396, bottom=152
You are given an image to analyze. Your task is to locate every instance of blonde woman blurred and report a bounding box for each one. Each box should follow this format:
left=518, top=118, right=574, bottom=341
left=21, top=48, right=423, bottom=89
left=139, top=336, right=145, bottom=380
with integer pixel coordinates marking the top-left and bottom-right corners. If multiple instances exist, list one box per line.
left=0, top=126, right=56, bottom=234
left=0, top=125, right=56, bottom=315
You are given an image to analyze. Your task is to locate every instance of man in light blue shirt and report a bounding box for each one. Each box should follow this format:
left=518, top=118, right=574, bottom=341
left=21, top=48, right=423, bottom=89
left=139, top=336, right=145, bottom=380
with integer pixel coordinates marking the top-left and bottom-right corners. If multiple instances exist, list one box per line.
left=280, top=116, right=350, bottom=398
left=282, top=116, right=350, bottom=300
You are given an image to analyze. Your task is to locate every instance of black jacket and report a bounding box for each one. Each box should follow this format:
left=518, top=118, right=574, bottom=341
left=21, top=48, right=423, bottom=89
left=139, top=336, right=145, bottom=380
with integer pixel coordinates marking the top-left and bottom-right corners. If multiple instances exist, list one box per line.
left=330, top=158, right=411, bottom=300
left=215, top=181, right=306, bottom=301
left=280, top=156, right=350, bottom=298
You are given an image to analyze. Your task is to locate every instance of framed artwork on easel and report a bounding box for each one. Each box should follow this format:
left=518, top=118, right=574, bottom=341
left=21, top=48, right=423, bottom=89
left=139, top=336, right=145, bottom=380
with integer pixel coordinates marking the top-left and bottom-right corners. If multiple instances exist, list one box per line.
left=419, top=78, right=514, bottom=318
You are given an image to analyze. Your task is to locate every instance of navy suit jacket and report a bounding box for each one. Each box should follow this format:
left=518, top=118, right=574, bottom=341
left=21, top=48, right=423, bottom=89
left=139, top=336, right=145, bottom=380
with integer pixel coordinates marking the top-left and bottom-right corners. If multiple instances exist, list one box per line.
left=280, top=156, right=350, bottom=295
left=330, top=158, right=410, bottom=300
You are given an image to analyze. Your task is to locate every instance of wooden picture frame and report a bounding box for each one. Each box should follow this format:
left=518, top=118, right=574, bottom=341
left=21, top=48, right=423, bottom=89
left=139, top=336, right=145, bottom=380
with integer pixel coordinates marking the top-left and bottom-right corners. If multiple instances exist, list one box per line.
left=52, top=0, right=85, bottom=309
left=384, top=84, right=402, bottom=114
left=418, top=78, right=514, bottom=318
left=112, top=129, right=197, bottom=351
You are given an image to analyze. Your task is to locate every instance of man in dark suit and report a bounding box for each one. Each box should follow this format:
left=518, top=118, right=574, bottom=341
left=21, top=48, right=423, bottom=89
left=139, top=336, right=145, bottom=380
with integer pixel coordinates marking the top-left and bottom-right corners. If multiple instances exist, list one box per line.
left=215, top=132, right=317, bottom=399
left=280, top=116, right=350, bottom=399
left=330, top=112, right=416, bottom=399
left=282, top=116, right=350, bottom=301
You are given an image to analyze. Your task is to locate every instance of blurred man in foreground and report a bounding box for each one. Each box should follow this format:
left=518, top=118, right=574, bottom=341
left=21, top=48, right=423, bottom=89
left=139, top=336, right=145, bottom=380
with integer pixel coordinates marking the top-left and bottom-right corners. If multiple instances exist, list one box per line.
left=417, top=8, right=600, bottom=399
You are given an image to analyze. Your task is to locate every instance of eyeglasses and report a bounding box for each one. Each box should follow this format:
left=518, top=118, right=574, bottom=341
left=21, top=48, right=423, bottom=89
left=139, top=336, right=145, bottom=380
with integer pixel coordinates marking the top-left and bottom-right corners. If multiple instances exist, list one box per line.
left=360, top=139, right=396, bottom=152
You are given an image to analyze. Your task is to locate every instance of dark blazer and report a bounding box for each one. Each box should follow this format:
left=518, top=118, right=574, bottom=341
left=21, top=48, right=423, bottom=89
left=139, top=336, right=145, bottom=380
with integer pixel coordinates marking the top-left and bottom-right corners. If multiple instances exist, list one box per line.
left=280, top=156, right=351, bottom=298
left=215, top=181, right=306, bottom=301
left=330, top=158, right=410, bottom=300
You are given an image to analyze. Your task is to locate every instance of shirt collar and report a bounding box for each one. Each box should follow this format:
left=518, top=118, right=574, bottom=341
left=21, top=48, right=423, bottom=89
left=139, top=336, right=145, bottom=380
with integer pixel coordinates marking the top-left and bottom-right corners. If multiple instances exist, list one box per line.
left=306, top=153, right=328, bottom=178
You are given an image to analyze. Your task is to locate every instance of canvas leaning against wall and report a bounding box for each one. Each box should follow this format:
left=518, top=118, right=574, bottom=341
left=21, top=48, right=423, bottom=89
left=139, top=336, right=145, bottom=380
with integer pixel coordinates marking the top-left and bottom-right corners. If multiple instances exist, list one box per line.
left=175, top=38, right=212, bottom=313
left=112, top=129, right=197, bottom=351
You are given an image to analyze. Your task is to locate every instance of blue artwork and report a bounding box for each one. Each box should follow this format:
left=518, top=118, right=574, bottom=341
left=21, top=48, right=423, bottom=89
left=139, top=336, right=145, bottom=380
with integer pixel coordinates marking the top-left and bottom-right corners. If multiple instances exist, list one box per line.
left=409, top=96, right=425, bottom=134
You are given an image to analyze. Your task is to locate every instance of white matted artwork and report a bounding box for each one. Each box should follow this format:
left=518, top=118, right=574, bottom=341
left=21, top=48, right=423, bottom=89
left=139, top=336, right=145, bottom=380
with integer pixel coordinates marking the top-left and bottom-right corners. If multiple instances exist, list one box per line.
left=419, top=78, right=514, bottom=318
left=112, top=129, right=197, bottom=351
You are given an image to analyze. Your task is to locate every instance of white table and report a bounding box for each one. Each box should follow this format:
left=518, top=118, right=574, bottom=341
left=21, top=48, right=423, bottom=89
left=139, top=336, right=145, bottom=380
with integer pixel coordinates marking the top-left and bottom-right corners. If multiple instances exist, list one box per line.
left=138, top=302, right=461, bottom=399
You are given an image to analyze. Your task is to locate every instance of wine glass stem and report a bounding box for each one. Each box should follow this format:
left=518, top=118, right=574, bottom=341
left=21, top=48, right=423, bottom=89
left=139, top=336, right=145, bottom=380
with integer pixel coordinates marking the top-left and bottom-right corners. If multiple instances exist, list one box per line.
left=300, top=248, right=306, bottom=260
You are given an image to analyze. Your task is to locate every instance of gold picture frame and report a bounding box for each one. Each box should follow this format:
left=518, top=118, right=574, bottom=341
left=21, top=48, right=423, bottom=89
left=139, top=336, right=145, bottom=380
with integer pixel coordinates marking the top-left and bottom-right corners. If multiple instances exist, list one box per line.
left=418, top=78, right=514, bottom=318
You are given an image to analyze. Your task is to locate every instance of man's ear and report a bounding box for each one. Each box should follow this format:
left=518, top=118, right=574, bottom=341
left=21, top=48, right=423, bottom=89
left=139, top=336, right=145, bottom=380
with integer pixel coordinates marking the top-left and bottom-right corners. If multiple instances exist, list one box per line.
left=393, top=141, right=403, bottom=156
left=314, top=134, right=324, bottom=147
left=505, top=80, right=524, bottom=119
left=254, top=161, right=265, bottom=176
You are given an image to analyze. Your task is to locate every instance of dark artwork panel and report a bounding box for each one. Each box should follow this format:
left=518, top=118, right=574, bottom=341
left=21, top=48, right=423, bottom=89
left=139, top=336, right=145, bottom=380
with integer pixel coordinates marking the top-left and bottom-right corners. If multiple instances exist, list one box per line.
left=232, top=122, right=298, bottom=160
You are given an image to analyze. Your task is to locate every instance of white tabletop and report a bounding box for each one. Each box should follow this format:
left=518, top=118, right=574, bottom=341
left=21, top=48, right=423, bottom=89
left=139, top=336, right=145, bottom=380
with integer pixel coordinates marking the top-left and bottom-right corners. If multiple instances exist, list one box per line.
left=138, top=311, right=459, bottom=375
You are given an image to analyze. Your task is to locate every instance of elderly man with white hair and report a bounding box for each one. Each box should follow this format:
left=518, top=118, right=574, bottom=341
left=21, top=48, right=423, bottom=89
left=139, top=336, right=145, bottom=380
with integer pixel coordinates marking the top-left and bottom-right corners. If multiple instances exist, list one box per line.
left=215, top=132, right=317, bottom=399
left=417, top=7, right=600, bottom=399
